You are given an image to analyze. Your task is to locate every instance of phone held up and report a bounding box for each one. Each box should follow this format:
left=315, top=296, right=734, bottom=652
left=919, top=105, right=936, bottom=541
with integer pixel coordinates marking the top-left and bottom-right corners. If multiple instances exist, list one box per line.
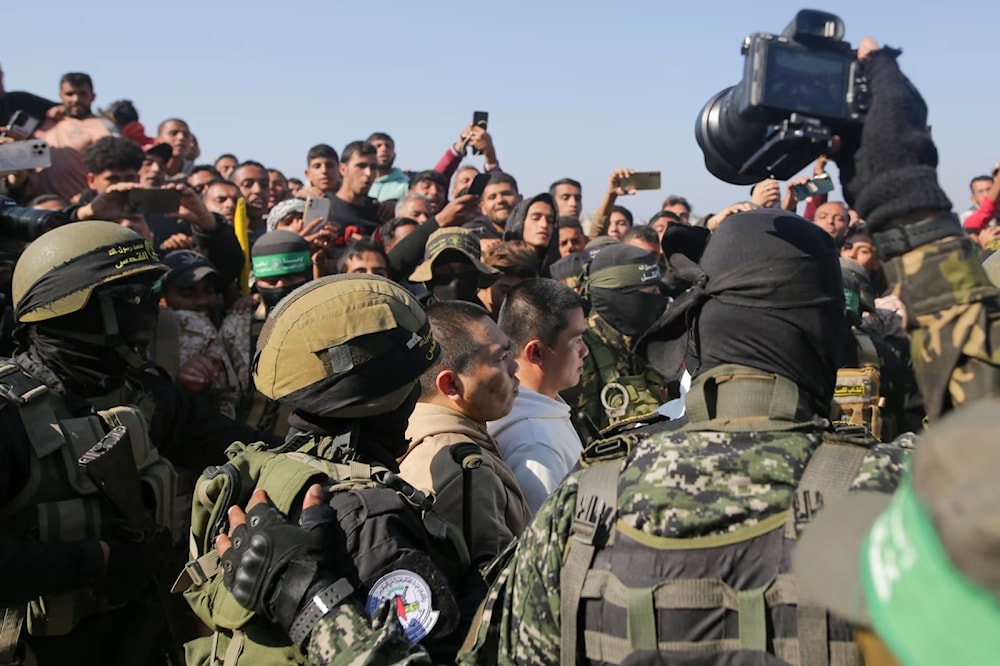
left=1, top=111, right=41, bottom=141
left=790, top=172, right=835, bottom=200
left=470, top=111, right=488, bottom=156
left=127, top=189, right=182, bottom=215
left=620, top=171, right=662, bottom=191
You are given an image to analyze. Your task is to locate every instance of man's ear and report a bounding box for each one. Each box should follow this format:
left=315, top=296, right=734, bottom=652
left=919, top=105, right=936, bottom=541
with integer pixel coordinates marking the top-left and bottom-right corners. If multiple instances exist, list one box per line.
left=524, top=339, right=545, bottom=367
left=435, top=369, right=463, bottom=401
left=86, top=172, right=96, bottom=189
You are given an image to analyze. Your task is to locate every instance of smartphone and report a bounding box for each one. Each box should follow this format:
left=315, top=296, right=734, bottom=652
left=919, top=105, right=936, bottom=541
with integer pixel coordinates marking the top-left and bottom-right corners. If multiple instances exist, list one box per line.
left=303, top=197, right=332, bottom=227
left=791, top=173, right=835, bottom=200
left=2, top=111, right=40, bottom=140
left=470, top=111, right=489, bottom=156
left=127, top=189, right=182, bottom=215
left=620, top=171, right=661, bottom=191
left=0, top=140, right=51, bottom=174
left=467, top=173, right=491, bottom=197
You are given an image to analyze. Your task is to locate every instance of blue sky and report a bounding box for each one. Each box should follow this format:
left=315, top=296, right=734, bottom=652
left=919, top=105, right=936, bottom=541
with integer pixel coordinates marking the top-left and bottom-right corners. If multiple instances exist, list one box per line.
left=3, top=1, right=992, bottom=219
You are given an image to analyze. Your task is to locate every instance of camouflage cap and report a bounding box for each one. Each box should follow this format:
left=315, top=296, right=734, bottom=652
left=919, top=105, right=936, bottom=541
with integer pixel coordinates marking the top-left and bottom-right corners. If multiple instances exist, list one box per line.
left=795, top=400, right=1000, bottom=665
left=408, top=228, right=499, bottom=288
left=254, top=274, right=439, bottom=418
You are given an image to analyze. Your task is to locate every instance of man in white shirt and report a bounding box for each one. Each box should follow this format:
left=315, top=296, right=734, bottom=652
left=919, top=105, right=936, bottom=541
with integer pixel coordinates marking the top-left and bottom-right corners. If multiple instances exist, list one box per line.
left=489, top=278, right=589, bottom=514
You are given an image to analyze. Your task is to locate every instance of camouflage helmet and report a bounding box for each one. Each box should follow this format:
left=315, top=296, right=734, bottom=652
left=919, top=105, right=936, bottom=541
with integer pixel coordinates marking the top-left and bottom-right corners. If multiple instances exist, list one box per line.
left=13, top=221, right=165, bottom=323
left=254, top=274, right=439, bottom=418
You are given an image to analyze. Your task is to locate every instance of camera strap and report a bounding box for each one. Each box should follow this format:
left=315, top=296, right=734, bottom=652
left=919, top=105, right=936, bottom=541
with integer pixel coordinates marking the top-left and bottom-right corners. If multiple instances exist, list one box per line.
left=871, top=214, right=963, bottom=261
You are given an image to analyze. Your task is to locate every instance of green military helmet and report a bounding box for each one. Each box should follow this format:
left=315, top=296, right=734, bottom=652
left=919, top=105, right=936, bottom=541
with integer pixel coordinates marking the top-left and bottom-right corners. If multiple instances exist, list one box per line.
left=13, top=221, right=165, bottom=323
left=983, top=251, right=1000, bottom=287
left=254, top=273, right=440, bottom=418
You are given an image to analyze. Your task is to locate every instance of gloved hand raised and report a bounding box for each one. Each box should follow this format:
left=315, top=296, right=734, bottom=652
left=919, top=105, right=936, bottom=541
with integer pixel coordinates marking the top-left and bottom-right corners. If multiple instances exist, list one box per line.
left=833, top=37, right=952, bottom=234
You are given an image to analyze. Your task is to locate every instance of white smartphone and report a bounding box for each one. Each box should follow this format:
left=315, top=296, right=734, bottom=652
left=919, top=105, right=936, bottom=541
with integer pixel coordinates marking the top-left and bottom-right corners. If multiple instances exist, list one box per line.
left=0, top=140, right=51, bottom=174
left=3, top=111, right=41, bottom=140
left=303, top=197, right=332, bottom=226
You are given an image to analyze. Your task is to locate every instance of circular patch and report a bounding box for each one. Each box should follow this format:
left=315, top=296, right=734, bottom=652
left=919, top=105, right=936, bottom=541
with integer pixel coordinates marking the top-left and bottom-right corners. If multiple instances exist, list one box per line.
left=366, top=569, right=440, bottom=643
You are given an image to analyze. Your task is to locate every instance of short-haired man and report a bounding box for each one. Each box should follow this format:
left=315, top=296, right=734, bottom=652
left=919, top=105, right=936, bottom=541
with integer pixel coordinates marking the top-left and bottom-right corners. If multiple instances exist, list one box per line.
left=156, top=118, right=194, bottom=178
left=549, top=177, right=582, bottom=218
left=303, top=144, right=339, bottom=197
left=394, top=193, right=431, bottom=224
left=451, top=165, right=479, bottom=200
left=607, top=205, right=634, bottom=241
left=662, top=194, right=692, bottom=224
left=489, top=278, right=588, bottom=514
left=380, top=217, right=419, bottom=253
left=187, top=164, right=221, bottom=194
left=366, top=132, right=410, bottom=202
left=400, top=300, right=530, bottom=559
left=214, top=154, right=237, bottom=180
left=329, top=141, right=380, bottom=238
left=230, top=161, right=271, bottom=242
left=474, top=172, right=521, bottom=239
left=337, top=238, right=389, bottom=277
left=558, top=219, right=587, bottom=257
left=138, top=143, right=172, bottom=188
left=960, top=174, right=994, bottom=224
left=32, top=72, right=117, bottom=200
left=409, top=170, right=448, bottom=214
left=267, top=168, right=289, bottom=210
left=204, top=180, right=241, bottom=225
left=623, top=224, right=661, bottom=258
left=287, top=177, right=303, bottom=197
left=813, top=200, right=850, bottom=244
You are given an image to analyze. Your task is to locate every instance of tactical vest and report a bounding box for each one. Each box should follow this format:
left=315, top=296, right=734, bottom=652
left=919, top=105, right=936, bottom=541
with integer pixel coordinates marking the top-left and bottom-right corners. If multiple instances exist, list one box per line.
left=832, top=331, right=883, bottom=440
left=177, top=433, right=471, bottom=666
left=582, top=328, right=669, bottom=427
left=559, top=370, right=872, bottom=666
left=0, top=360, right=176, bottom=658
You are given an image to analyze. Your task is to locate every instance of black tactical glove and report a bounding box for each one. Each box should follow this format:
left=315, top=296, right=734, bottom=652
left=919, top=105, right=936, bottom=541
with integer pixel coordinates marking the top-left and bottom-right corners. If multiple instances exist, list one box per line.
left=834, top=47, right=952, bottom=233
left=220, top=497, right=353, bottom=646
left=96, top=540, right=156, bottom=606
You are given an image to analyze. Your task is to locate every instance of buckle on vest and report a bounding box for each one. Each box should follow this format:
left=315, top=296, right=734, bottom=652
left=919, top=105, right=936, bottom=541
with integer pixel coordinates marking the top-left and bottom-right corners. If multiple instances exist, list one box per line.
left=600, top=382, right=630, bottom=420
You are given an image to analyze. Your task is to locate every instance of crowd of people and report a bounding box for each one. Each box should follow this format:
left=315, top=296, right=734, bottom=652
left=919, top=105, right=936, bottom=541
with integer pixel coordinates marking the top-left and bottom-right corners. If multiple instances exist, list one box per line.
left=1, top=33, right=999, bottom=666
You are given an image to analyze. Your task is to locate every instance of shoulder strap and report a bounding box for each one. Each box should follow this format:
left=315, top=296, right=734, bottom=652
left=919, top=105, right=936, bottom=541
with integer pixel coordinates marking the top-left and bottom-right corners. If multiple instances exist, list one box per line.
left=855, top=331, right=880, bottom=368
left=0, top=360, right=62, bottom=458
left=787, top=437, right=869, bottom=666
left=560, top=460, right=620, bottom=666
left=0, top=608, right=23, bottom=666
left=153, top=308, right=181, bottom=382
left=583, top=328, right=621, bottom=386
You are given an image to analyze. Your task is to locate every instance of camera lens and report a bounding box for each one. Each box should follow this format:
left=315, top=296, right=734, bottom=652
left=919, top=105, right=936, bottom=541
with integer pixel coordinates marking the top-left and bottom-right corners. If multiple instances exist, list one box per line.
left=0, top=197, right=69, bottom=242
left=695, top=87, right=770, bottom=186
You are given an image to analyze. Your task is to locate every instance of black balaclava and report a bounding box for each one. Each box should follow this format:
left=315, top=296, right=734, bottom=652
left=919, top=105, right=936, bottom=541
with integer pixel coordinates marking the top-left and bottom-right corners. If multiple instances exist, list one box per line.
left=639, top=208, right=851, bottom=414
left=587, top=244, right=667, bottom=339
left=22, top=279, right=158, bottom=396
left=251, top=230, right=312, bottom=311
left=427, top=250, right=481, bottom=303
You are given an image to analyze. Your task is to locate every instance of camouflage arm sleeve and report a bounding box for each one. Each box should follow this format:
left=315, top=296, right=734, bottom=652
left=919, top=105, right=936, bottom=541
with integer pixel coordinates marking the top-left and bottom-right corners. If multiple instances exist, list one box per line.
left=883, top=233, right=1000, bottom=421
left=458, top=473, right=580, bottom=665
left=306, top=601, right=431, bottom=666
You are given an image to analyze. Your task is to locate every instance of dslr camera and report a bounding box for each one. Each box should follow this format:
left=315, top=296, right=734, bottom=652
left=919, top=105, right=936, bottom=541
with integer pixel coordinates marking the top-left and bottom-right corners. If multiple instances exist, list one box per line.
left=696, top=10, right=869, bottom=185
left=0, top=196, right=68, bottom=242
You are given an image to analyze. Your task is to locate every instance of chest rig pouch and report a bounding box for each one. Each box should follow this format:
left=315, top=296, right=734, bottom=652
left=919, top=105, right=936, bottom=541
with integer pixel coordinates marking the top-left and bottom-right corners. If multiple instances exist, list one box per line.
left=584, top=329, right=670, bottom=425
left=178, top=432, right=470, bottom=666
left=0, top=360, right=176, bottom=640
left=559, top=428, right=874, bottom=666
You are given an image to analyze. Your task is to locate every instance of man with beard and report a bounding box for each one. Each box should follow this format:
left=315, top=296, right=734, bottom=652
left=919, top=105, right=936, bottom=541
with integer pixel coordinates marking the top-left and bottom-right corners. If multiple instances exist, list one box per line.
left=330, top=141, right=380, bottom=239
left=367, top=132, right=410, bottom=202
left=230, top=161, right=271, bottom=243
left=561, top=243, right=673, bottom=430
left=464, top=173, right=520, bottom=240
left=0, top=222, right=275, bottom=665
left=408, top=228, right=499, bottom=305
left=32, top=72, right=118, bottom=201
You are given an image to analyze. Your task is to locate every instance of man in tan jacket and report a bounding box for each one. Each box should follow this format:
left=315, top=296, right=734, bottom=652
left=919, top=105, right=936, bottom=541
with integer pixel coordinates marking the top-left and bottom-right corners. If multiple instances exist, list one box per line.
left=400, top=300, right=530, bottom=562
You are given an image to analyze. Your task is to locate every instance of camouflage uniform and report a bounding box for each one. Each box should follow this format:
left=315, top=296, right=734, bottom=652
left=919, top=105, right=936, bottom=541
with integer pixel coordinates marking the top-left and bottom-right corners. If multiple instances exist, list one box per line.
left=290, top=231, right=1000, bottom=665
left=562, top=310, right=671, bottom=431
left=174, top=308, right=240, bottom=419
